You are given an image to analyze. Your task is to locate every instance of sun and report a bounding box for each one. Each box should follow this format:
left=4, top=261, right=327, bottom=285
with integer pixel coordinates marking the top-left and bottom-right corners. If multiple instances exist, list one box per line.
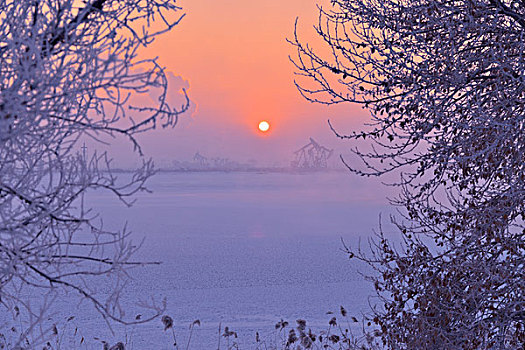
left=258, top=120, right=270, bottom=132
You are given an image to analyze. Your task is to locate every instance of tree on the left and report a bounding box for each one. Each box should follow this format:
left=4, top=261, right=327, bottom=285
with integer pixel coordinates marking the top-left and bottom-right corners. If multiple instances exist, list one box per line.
left=0, top=0, right=187, bottom=344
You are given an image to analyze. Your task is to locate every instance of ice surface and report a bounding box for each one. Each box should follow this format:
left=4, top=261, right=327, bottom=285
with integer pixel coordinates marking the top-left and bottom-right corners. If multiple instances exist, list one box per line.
left=10, top=171, right=398, bottom=348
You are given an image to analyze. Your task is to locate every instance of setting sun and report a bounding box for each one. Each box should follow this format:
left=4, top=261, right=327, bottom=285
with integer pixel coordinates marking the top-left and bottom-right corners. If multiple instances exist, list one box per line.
left=258, top=120, right=270, bottom=132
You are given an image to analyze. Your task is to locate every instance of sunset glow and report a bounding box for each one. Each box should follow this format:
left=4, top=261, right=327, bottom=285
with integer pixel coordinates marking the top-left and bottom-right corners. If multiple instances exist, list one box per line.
left=131, top=0, right=368, bottom=166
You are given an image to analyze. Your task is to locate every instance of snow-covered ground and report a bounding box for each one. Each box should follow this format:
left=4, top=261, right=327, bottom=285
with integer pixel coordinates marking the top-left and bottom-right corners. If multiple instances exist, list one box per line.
left=11, top=171, right=399, bottom=348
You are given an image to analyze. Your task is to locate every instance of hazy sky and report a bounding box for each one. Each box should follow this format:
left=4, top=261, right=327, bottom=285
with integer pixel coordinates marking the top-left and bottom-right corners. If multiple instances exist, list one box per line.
left=114, top=0, right=369, bottom=167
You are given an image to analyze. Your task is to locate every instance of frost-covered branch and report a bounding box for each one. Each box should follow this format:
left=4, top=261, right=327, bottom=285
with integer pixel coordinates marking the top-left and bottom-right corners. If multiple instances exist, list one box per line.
left=0, top=0, right=188, bottom=346
left=294, top=0, right=525, bottom=348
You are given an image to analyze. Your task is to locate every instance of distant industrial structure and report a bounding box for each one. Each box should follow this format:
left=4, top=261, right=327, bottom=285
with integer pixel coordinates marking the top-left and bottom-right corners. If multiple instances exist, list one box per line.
left=193, top=152, right=209, bottom=167
left=291, top=138, right=334, bottom=169
left=164, top=139, right=334, bottom=172
left=170, top=152, right=249, bottom=171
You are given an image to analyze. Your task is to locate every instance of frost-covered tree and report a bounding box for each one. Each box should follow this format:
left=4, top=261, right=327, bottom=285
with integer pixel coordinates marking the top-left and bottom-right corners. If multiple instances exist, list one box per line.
left=0, top=0, right=187, bottom=342
left=292, top=0, right=524, bottom=348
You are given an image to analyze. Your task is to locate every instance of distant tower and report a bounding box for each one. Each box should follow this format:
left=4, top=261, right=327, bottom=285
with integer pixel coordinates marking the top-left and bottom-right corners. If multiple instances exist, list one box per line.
left=291, top=138, right=333, bottom=169
left=81, top=143, right=88, bottom=162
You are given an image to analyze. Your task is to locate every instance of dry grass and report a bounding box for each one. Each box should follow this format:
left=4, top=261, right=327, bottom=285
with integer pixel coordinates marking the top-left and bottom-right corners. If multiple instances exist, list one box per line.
left=2, top=305, right=378, bottom=350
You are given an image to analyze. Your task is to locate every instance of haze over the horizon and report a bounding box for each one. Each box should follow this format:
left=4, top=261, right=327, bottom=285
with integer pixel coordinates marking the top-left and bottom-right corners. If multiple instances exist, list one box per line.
left=105, top=0, right=370, bottom=168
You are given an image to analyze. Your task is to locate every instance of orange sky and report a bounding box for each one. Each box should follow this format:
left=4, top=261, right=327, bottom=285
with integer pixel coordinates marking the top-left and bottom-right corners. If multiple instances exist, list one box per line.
left=127, top=0, right=368, bottom=167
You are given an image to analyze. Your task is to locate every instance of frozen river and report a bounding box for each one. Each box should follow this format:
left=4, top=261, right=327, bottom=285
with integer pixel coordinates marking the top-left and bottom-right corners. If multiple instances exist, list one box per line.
left=11, top=171, right=398, bottom=348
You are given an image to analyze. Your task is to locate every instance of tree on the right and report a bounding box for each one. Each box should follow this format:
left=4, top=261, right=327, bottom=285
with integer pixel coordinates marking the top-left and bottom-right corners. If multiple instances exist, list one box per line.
left=292, top=0, right=524, bottom=348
